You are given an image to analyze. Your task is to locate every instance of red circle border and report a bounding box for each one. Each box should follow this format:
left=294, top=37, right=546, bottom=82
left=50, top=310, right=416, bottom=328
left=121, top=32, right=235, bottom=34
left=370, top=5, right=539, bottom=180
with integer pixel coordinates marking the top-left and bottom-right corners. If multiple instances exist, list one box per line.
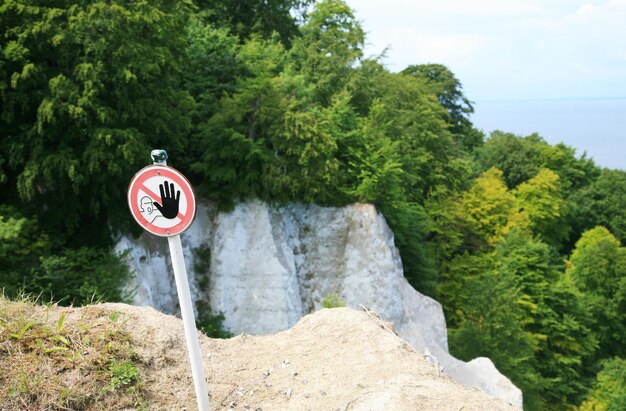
left=127, top=165, right=196, bottom=237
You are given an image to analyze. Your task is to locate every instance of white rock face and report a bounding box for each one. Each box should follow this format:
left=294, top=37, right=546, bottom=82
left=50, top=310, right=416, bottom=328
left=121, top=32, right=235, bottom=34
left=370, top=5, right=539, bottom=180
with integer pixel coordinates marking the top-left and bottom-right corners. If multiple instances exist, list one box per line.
left=116, top=200, right=523, bottom=408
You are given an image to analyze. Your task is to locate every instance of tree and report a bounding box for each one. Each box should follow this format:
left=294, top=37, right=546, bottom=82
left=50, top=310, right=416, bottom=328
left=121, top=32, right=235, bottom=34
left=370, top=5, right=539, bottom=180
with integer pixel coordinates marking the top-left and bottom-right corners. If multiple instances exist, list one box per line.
left=402, top=64, right=473, bottom=127
left=346, top=58, right=388, bottom=116
left=494, top=229, right=596, bottom=408
left=340, top=99, right=404, bottom=204
left=460, top=168, right=525, bottom=246
left=289, top=0, right=364, bottom=106
left=337, top=69, right=472, bottom=295
left=402, top=63, right=483, bottom=151
left=514, top=168, right=569, bottom=246
left=569, top=169, right=626, bottom=246
left=0, top=205, right=130, bottom=305
left=579, top=357, right=626, bottom=411
left=196, top=0, right=313, bottom=47
left=477, top=132, right=597, bottom=190
left=184, top=18, right=241, bottom=131
left=335, top=95, right=438, bottom=293
left=360, top=70, right=472, bottom=202
left=190, top=35, right=286, bottom=204
left=566, top=227, right=626, bottom=359
left=263, top=99, right=342, bottom=203
left=180, top=18, right=242, bottom=186
left=0, top=205, right=49, bottom=296
left=446, top=249, right=544, bottom=409
left=0, top=0, right=195, bottom=245
left=445, top=229, right=597, bottom=410
left=189, top=31, right=348, bottom=205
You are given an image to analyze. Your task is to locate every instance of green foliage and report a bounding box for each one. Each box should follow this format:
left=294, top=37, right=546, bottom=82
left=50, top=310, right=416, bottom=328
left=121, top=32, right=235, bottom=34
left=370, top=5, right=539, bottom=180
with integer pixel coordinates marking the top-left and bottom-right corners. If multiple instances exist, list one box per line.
left=445, top=245, right=545, bottom=409
left=537, top=283, right=598, bottom=406
left=382, top=202, right=437, bottom=295
left=434, top=166, right=571, bottom=255
left=0, top=206, right=130, bottom=307
left=193, top=245, right=212, bottom=276
left=32, top=247, right=132, bottom=306
left=459, top=168, right=524, bottom=246
left=579, top=357, right=626, bottom=411
left=1, top=0, right=194, bottom=244
left=346, top=58, right=388, bottom=116
left=402, top=63, right=483, bottom=152
left=566, top=227, right=626, bottom=359
left=402, top=64, right=473, bottom=126
left=196, top=0, right=313, bottom=47
left=445, top=230, right=597, bottom=410
left=372, top=71, right=471, bottom=201
left=322, top=293, right=346, bottom=308
left=424, top=188, right=467, bottom=265
left=0, top=206, right=49, bottom=296
left=513, top=168, right=569, bottom=246
left=264, top=103, right=341, bottom=202
left=437, top=251, right=494, bottom=328
left=183, top=18, right=241, bottom=178
left=477, top=131, right=597, bottom=190
left=109, top=360, right=140, bottom=391
left=190, top=35, right=286, bottom=204
left=340, top=99, right=405, bottom=204
left=290, top=0, right=364, bottom=106
left=196, top=306, right=233, bottom=339
left=568, top=169, right=626, bottom=245
left=495, top=230, right=597, bottom=408
left=0, top=297, right=147, bottom=409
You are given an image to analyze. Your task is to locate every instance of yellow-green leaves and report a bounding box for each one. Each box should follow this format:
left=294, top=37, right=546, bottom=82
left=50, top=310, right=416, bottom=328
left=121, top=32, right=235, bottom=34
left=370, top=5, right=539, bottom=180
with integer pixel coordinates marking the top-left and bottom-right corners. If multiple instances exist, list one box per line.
left=462, top=168, right=520, bottom=244
left=514, top=168, right=568, bottom=245
left=567, top=226, right=623, bottom=291
left=579, top=357, right=626, bottom=411
left=3, top=40, right=29, bottom=62
left=458, top=167, right=567, bottom=246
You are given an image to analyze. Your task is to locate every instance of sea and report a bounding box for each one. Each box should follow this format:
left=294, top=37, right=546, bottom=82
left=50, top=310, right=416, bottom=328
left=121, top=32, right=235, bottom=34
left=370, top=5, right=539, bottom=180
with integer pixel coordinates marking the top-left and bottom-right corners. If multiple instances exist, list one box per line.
left=471, top=98, right=626, bottom=171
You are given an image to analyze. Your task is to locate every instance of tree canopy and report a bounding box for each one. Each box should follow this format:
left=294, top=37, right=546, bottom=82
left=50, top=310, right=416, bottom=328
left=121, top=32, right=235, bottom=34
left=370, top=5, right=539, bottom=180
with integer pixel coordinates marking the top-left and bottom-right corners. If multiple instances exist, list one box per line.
left=0, top=0, right=195, bottom=245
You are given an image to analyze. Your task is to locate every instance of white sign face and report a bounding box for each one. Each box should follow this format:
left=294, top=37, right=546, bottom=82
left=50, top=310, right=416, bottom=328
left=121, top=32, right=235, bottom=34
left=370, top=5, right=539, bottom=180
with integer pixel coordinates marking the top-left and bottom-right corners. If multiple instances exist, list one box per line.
left=127, top=165, right=196, bottom=236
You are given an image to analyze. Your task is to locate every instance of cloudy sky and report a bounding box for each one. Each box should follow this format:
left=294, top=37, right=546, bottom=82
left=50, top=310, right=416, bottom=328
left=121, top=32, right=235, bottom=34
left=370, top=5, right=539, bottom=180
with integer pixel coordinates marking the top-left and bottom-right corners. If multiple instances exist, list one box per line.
left=345, top=0, right=626, bottom=101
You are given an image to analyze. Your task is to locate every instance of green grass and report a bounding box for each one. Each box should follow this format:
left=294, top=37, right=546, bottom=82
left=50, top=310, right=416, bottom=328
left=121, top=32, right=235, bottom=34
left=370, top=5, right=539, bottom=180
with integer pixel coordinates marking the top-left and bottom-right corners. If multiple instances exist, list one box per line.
left=0, top=294, right=147, bottom=410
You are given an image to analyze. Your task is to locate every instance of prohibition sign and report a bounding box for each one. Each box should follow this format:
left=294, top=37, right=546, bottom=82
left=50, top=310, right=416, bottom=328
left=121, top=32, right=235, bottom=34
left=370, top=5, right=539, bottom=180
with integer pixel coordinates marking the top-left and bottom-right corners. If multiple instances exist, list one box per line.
left=128, top=165, right=196, bottom=237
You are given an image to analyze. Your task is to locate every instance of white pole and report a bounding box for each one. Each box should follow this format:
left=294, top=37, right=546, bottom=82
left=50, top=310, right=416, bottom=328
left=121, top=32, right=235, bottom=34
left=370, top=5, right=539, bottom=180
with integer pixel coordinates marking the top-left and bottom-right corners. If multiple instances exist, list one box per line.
left=168, top=234, right=211, bottom=411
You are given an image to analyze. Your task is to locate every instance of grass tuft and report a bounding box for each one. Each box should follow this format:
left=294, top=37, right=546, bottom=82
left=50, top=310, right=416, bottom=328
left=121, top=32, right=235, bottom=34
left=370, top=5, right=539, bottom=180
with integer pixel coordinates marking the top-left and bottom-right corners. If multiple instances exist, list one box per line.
left=0, top=295, right=147, bottom=410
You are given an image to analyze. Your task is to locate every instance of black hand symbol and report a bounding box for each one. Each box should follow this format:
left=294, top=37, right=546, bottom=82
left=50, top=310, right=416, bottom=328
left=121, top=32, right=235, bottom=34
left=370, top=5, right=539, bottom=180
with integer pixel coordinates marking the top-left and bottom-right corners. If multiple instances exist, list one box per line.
left=153, top=180, right=180, bottom=219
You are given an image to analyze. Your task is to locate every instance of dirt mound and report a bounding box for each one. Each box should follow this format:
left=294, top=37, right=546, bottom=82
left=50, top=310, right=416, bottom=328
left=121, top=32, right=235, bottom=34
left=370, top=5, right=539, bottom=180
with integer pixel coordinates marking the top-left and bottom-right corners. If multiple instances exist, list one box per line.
left=1, top=301, right=518, bottom=410
left=100, top=303, right=519, bottom=410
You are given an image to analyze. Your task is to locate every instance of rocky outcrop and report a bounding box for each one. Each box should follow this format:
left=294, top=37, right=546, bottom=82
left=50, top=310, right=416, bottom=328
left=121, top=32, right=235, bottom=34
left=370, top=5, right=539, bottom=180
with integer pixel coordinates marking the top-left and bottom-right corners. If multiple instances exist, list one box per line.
left=115, top=200, right=523, bottom=408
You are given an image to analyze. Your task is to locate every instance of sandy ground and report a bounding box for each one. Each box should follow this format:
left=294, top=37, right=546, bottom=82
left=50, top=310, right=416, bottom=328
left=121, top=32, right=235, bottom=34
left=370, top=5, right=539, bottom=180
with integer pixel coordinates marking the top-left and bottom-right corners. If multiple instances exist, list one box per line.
left=68, top=303, right=517, bottom=411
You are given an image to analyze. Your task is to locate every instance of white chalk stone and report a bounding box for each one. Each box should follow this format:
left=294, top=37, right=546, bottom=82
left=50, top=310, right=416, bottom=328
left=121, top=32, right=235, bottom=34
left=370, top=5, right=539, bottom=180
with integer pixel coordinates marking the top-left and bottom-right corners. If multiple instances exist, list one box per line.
left=117, top=200, right=523, bottom=408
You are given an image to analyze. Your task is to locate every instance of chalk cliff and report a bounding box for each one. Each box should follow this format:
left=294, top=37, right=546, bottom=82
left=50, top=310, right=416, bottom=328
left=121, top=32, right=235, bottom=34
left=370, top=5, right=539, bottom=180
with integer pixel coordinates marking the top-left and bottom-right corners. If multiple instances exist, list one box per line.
left=115, top=200, right=523, bottom=408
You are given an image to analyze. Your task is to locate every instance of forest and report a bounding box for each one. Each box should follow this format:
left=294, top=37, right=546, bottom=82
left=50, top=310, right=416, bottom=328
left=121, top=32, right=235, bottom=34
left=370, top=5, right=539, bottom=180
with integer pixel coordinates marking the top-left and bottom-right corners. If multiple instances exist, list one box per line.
left=1, top=1, right=625, bottom=409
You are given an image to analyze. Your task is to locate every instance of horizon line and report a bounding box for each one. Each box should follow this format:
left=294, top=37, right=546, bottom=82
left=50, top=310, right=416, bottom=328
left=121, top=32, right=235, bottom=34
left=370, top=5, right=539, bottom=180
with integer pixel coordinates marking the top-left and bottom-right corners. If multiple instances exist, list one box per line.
left=473, top=96, right=626, bottom=103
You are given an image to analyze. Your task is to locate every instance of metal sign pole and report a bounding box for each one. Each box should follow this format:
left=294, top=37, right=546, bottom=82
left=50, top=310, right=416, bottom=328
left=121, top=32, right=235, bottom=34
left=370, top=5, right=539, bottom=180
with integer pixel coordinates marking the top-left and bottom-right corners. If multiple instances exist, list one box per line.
left=168, top=234, right=211, bottom=411
left=147, top=149, right=210, bottom=410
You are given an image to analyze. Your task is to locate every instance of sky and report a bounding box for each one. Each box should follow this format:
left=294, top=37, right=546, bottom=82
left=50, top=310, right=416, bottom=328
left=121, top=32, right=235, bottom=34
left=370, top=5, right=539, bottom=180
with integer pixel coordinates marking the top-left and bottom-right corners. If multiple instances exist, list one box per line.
left=345, top=0, right=626, bottom=100
left=344, top=0, right=626, bottom=169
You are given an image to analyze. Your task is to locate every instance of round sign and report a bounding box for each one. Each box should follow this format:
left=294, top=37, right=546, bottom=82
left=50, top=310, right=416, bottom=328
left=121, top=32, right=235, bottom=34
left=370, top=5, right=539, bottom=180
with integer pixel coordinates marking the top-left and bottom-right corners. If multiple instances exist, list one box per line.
left=127, top=165, right=196, bottom=237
